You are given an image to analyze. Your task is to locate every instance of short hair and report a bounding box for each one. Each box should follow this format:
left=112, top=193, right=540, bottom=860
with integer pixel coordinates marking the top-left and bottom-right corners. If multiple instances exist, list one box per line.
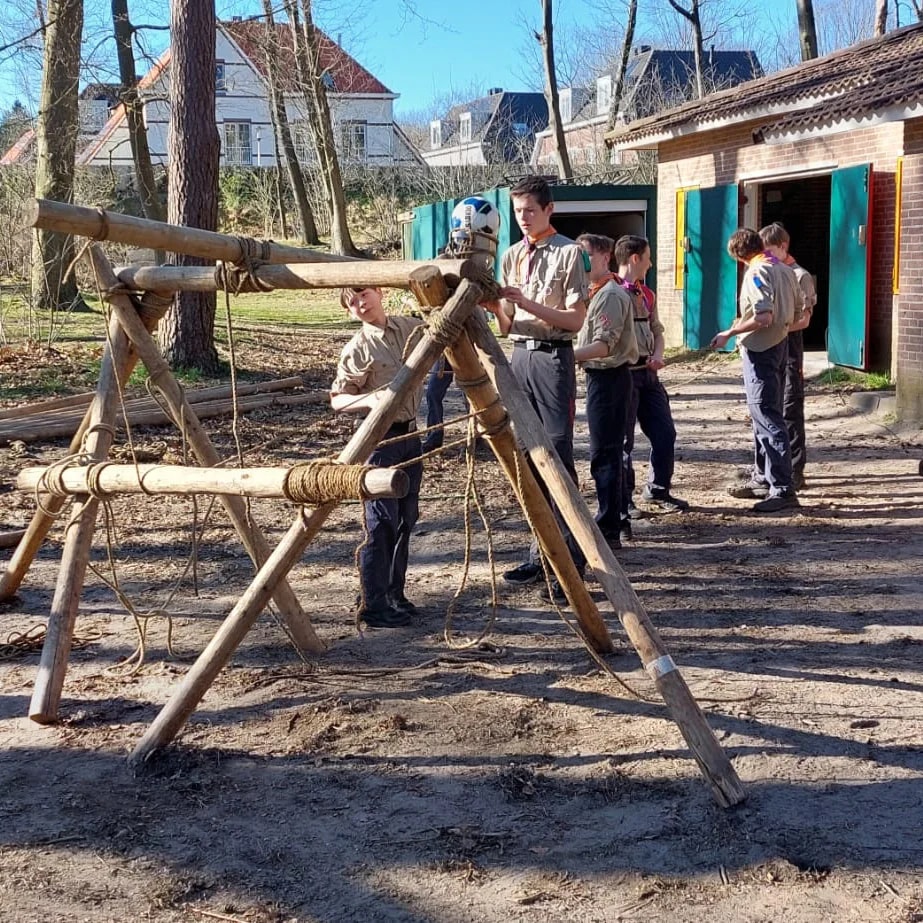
left=759, top=222, right=790, bottom=247
left=727, top=228, right=764, bottom=261
left=576, top=232, right=614, bottom=256
left=510, top=175, right=553, bottom=208
left=614, top=234, right=650, bottom=266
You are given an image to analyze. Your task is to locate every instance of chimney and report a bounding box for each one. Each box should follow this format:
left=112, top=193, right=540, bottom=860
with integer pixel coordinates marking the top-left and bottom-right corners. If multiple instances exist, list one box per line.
left=488, top=87, right=503, bottom=95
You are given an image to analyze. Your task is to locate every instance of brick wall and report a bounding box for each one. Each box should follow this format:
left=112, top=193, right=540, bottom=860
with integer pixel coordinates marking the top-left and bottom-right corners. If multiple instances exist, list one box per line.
left=896, top=119, right=923, bottom=420
left=651, top=120, right=904, bottom=370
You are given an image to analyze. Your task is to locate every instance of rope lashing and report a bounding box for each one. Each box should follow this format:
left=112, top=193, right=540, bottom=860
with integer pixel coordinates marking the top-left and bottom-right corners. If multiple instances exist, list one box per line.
left=214, top=236, right=276, bottom=294
left=92, top=206, right=110, bottom=241
left=283, top=460, right=374, bottom=505
left=136, top=291, right=173, bottom=325
left=428, top=307, right=466, bottom=349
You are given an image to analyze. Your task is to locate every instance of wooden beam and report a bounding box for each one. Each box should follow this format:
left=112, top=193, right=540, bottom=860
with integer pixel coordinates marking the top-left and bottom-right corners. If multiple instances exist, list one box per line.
left=116, top=260, right=466, bottom=294
left=28, top=198, right=360, bottom=265
left=17, top=463, right=408, bottom=502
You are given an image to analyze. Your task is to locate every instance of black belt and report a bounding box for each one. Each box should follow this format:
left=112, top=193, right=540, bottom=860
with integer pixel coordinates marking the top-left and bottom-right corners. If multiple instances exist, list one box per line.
left=513, top=338, right=574, bottom=351
left=629, top=357, right=650, bottom=370
left=385, top=420, right=415, bottom=436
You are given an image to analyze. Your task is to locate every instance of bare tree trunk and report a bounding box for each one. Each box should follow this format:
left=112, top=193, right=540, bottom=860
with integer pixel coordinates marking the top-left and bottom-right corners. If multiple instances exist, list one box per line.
left=538, top=0, right=573, bottom=180
left=159, top=0, right=219, bottom=373
left=874, top=0, right=888, bottom=35
left=607, top=0, right=638, bottom=130
left=30, top=0, right=84, bottom=314
left=667, top=0, right=705, bottom=98
left=796, top=0, right=819, bottom=60
left=112, top=0, right=166, bottom=261
left=260, top=0, right=318, bottom=244
left=298, top=0, right=358, bottom=255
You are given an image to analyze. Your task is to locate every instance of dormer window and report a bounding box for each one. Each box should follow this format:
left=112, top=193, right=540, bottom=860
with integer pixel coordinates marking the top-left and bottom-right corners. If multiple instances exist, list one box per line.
left=596, top=74, right=612, bottom=116
left=216, top=62, right=227, bottom=94
left=430, top=120, right=442, bottom=149
left=459, top=112, right=472, bottom=144
left=560, top=88, right=572, bottom=124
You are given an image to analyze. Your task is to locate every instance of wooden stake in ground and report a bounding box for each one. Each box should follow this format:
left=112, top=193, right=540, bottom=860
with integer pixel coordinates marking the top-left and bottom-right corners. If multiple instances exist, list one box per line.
left=128, top=273, right=487, bottom=766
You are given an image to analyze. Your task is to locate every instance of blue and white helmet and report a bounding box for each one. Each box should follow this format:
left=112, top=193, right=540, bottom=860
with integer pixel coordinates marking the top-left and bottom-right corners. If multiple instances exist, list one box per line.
left=449, top=196, right=500, bottom=256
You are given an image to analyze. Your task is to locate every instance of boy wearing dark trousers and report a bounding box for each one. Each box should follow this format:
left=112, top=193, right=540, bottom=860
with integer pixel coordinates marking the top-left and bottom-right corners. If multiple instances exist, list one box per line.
left=614, top=235, right=688, bottom=527
left=330, top=287, right=424, bottom=627
left=575, top=233, right=638, bottom=550
left=759, top=222, right=817, bottom=490
left=483, top=176, right=588, bottom=599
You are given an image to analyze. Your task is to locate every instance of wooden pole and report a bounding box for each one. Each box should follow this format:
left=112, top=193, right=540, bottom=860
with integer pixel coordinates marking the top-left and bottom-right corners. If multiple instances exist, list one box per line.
left=28, top=198, right=360, bottom=265
left=84, top=244, right=325, bottom=657
left=466, top=311, right=746, bottom=808
left=128, top=274, right=486, bottom=766
left=17, top=463, right=408, bottom=502
left=407, top=266, right=612, bottom=653
left=29, top=309, right=137, bottom=723
left=116, top=260, right=467, bottom=294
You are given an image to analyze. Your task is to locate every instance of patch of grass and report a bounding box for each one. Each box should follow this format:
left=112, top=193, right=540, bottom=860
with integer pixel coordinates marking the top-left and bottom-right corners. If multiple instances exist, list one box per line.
left=815, top=367, right=892, bottom=390
left=220, top=289, right=350, bottom=330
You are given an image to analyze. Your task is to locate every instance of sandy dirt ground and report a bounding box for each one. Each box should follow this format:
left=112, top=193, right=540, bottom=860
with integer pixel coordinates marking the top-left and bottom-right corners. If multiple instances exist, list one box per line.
left=2, top=329, right=923, bottom=923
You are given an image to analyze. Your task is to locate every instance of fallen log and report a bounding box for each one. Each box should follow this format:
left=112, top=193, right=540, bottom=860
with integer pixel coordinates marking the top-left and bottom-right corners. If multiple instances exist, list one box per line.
left=17, top=462, right=408, bottom=502
left=0, top=530, right=26, bottom=550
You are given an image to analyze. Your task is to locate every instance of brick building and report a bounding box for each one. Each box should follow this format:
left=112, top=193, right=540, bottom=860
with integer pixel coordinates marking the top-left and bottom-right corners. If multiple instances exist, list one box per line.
left=607, top=24, right=923, bottom=423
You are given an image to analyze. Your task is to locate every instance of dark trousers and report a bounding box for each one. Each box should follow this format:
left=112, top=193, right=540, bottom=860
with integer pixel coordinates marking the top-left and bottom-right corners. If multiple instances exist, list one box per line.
left=360, top=425, right=423, bottom=610
left=783, top=330, right=806, bottom=479
left=510, top=342, right=583, bottom=568
left=422, top=356, right=454, bottom=450
left=742, top=340, right=793, bottom=495
left=624, top=366, right=677, bottom=502
left=586, top=365, right=632, bottom=540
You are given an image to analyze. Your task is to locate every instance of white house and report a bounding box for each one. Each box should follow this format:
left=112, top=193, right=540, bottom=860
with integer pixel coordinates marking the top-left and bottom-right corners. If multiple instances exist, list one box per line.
left=3, top=19, right=423, bottom=170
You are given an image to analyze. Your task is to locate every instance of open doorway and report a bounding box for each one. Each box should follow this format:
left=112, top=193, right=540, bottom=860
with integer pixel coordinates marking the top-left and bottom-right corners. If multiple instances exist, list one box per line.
left=758, top=175, right=831, bottom=351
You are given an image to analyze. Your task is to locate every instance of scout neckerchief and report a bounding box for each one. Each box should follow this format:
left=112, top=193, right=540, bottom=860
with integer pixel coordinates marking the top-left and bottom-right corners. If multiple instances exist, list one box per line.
left=517, top=225, right=557, bottom=283
left=615, top=273, right=654, bottom=316
left=588, top=271, right=617, bottom=298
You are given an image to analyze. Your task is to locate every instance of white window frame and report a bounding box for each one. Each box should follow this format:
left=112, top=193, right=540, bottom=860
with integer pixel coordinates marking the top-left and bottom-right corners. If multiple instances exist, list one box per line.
left=430, top=120, right=442, bottom=149
left=459, top=112, right=472, bottom=144
left=216, top=61, right=227, bottom=95
left=223, top=121, right=252, bottom=165
left=340, top=119, right=367, bottom=162
left=560, top=88, right=572, bottom=124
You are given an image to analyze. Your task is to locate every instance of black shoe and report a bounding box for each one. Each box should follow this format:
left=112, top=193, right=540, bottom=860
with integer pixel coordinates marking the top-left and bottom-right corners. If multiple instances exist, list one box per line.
left=619, top=520, right=633, bottom=543
left=539, top=579, right=567, bottom=603
left=752, top=493, right=800, bottom=513
left=602, top=532, right=622, bottom=551
left=389, top=594, right=420, bottom=617
left=642, top=486, right=689, bottom=512
left=503, top=561, right=543, bottom=585
left=626, top=501, right=645, bottom=521
left=358, top=605, right=411, bottom=628
left=727, top=480, right=769, bottom=499
left=793, top=473, right=806, bottom=491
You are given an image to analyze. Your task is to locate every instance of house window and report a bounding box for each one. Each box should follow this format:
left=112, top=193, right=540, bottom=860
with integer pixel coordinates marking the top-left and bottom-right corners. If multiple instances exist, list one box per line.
left=340, top=120, right=367, bottom=161
left=459, top=112, right=472, bottom=144
left=223, top=122, right=252, bottom=165
left=292, top=121, right=314, bottom=164
left=596, top=74, right=612, bottom=116
left=216, top=62, right=226, bottom=95
left=560, top=88, right=572, bottom=124
left=430, top=120, right=442, bottom=149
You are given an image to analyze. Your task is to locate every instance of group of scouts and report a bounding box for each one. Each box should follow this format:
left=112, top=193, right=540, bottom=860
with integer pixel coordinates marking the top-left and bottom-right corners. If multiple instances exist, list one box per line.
left=329, top=176, right=815, bottom=627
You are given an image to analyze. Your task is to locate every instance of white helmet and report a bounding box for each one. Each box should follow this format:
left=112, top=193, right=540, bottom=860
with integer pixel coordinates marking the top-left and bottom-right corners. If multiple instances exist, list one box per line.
left=448, top=196, right=500, bottom=259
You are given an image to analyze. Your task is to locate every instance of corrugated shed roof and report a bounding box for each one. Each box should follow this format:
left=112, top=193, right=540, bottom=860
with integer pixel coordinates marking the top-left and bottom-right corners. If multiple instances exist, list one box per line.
left=607, top=23, right=923, bottom=148
left=221, top=19, right=392, bottom=96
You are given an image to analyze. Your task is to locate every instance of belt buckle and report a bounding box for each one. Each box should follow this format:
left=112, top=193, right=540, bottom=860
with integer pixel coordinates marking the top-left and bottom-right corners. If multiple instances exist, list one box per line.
left=526, top=338, right=539, bottom=351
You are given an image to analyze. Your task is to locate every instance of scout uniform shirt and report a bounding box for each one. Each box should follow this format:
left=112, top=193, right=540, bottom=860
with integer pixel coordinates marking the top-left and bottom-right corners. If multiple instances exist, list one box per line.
left=738, top=253, right=804, bottom=352
left=330, top=315, right=424, bottom=423
left=576, top=275, right=639, bottom=370
left=499, top=229, right=588, bottom=342
left=619, top=277, right=664, bottom=366
left=786, top=255, right=817, bottom=314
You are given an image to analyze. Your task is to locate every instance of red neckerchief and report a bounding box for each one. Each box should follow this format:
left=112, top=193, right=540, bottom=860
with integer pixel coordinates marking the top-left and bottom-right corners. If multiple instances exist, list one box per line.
left=517, top=225, right=557, bottom=282
left=784, top=254, right=797, bottom=267
left=588, top=271, right=617, bottom=298
left=615, top=273, right=654, bottom=314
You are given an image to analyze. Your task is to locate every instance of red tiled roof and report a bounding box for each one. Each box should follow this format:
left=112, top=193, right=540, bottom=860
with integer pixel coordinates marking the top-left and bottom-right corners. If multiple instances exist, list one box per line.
left=0, top=128, right=35, bottom=166
left=220, top=19, right=392, bottom=96
left=607, top=23, right=923, bottom=148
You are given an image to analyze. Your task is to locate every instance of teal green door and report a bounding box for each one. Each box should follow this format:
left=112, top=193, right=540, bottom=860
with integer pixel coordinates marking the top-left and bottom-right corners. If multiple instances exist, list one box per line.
left=411, top=201, right=454, bottom=261
left=683, top=185, right=740, bottom=349
left=828, top=164, right=872, bottom=369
